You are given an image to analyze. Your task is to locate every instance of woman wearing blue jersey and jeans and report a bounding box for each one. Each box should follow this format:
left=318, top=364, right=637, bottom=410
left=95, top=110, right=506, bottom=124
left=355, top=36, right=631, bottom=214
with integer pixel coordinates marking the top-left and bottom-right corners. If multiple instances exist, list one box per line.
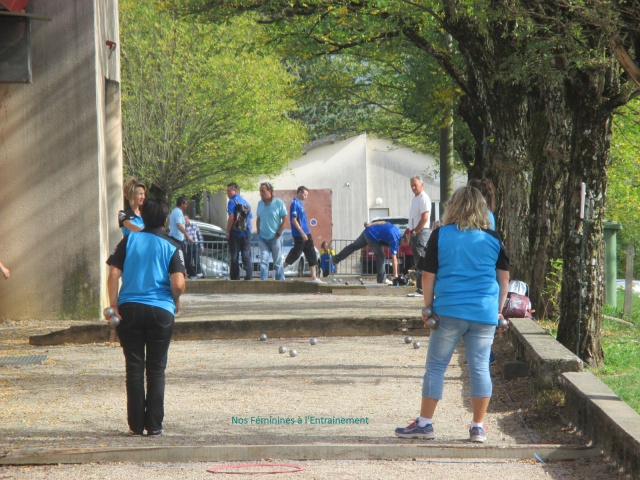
left=395, top=185, right=509, bottom=443
left=106, top=197, right=186, bottom=436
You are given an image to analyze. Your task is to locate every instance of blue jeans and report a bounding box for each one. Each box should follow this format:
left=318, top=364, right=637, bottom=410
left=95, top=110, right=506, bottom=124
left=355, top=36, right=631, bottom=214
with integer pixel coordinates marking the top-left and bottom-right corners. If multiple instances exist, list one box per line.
left=258, top=236, right=284, bottom=280
left=422, top=315, right=495, bottom=399
left=333, top=230, right=387, bottom=283
left=117, top=303, right=175, bottom=434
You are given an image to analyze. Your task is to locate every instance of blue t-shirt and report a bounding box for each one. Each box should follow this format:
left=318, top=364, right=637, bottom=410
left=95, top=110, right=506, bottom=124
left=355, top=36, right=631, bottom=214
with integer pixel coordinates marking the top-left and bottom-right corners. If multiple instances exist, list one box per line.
left=488, top=211, right=495, bottom=230
left=289, top=197, right=309, bottom=237
left=257, top=197, right=287, bottom=240
left=419, top=224, right=509, bottom=325
left=227, top=194, right=253, bottom=238
left=365, top=222, right=402, bottom=255
left=169, top=207, right=185, bottom=241
left=118, top=208, right=145, bottom=236
left=107, top=229, right=186, bottom=315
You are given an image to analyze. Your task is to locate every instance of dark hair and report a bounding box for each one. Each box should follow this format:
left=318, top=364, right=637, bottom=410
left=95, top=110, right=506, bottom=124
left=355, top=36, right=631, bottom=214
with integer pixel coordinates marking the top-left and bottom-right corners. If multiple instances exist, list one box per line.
left=260, top=182, right=273, bottom=192
left=176, top=195, right=188, bottom=207
left=297, top=186, right=308, bottom=194
left=227, top=182, right=239, bottom=191
left=142, top=198, right=170, bottom=229
left=468, top=178, right=495, bottom=211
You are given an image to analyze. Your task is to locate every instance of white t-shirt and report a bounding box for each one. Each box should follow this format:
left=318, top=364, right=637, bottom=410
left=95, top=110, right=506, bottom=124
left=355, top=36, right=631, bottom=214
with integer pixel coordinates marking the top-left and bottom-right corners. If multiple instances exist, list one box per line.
left=409, top=191, right=431, bottom=230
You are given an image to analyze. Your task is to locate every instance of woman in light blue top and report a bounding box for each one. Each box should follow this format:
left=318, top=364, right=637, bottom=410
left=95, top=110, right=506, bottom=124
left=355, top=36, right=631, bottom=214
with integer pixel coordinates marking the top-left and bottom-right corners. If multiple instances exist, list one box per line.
left=395, top=185, right=509, bottom=444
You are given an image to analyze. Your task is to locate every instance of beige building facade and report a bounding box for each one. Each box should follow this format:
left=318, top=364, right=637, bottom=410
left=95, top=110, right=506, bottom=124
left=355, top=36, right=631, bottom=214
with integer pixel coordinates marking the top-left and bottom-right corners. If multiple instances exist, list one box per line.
left=0, top=0, right=122, bottom=320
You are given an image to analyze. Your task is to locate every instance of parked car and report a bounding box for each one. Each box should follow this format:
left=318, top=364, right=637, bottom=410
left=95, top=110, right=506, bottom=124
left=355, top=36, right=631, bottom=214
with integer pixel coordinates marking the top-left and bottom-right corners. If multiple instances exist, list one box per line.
left=361, top=217, right=409, bottom=274
left=249, top=229, right=320, bottom=277
left=616, top=279, right=640, bottom=294
left=191, top=220, right=229, bottom=278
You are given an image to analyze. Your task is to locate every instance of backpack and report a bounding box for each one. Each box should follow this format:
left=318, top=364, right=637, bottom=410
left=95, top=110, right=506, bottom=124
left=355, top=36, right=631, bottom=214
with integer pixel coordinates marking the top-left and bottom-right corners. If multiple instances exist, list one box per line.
left=232, top=199, right=251, bottom=232
left=502, top=280, right=534, bottom=319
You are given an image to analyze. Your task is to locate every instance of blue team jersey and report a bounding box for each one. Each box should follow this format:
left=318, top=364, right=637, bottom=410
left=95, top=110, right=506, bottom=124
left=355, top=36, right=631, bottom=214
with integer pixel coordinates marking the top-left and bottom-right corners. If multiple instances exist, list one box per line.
left=118, top=208, right=144, bottom=236
left=419, top=224, right=509, bottom=325
left=365, top=222, right=402, bottom=255
left=107, top=229, right=186, bottom=315
left=227, top=194, right=253, bottom=237
left=289, top=197, right=309, bottom=237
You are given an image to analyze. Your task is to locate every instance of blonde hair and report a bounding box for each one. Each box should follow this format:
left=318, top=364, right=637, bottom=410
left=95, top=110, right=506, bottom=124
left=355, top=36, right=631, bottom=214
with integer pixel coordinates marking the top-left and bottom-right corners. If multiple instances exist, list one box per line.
left=442, top=185, right=490, bottom=231
left=123, top=177, right=147, bottom=208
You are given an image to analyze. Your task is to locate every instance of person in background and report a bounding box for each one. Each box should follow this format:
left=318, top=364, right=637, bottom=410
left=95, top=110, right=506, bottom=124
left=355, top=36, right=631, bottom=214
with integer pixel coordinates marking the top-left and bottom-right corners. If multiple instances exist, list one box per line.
left=168, top=196, right=193, bottom=258
left=400, top=229, right=414, bottom=276
left=118, top=178, right=146, bottom=236
left=319, top=241, right=336, bottom=278
left=407, top=176, right=431, bottom=297
left=332, top=221, right=402, bottom=285
left=0, top=260, right=10, bottom=279
left=106, top=197, right=186, bottom=437
left=283, top=186, right=323, bottom=283
left=184, top=215, right=204, bottom=279
left=225, top=182, right=253, bottom=281
left=394, top=185, right=509, bottom=444
left=256, top=182, right=288, bottom=281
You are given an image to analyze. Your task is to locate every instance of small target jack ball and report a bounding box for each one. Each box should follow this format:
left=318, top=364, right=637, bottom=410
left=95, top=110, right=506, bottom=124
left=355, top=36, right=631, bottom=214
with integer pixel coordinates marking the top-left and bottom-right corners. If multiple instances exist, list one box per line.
left=413, top=341, right=421, bottom=349
left=498, top=318, right=509, bottom=329
left=310, top=337, right=318, bottom=345
left=278, top=346, right=287, bottom=354
left=404, top=336, right=413, bottom=344
left=259, top=333, right=268, bottom=341
left=289, top=349, right=298, bottom=357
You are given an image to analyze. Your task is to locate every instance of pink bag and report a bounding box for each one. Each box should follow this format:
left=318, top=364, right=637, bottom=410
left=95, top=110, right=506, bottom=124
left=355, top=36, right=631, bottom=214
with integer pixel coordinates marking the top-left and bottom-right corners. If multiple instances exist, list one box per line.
left=502, top=292, right=533, bottom=319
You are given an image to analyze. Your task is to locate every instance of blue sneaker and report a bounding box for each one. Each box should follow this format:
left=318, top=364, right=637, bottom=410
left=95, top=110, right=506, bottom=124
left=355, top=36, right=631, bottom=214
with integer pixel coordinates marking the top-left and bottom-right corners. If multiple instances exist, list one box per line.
left=469, top=425, right=487, bottom=443
left=395, top=419, right=435, bottom=439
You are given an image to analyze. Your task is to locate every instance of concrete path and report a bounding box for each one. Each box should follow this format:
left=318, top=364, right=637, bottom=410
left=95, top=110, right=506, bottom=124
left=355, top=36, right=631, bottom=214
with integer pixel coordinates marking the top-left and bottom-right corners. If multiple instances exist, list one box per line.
left=0, top=282, right=627, bottom=479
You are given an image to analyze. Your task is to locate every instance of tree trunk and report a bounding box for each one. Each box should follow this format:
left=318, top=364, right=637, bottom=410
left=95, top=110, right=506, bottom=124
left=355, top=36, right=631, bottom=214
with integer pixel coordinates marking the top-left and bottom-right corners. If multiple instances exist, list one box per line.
left=556, top=108, right=609, bottom=366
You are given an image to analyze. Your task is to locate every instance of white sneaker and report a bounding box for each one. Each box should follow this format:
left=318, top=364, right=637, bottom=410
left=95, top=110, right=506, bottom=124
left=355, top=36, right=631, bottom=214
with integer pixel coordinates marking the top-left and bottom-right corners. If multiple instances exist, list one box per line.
left=382, top=278, right=393, bottom=285
left=310, top=278, right=325, bottom=284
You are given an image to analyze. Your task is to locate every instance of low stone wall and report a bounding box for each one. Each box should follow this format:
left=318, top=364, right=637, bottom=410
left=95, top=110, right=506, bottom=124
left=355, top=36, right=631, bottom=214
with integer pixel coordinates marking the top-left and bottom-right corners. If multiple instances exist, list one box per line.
left=508, top=317, right=640, bottom=477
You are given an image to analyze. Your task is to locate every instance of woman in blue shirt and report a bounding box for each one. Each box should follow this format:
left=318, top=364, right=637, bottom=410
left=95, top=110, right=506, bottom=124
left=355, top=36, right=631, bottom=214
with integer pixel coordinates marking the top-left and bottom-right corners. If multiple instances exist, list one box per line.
left=106, top=197, right=186, bottom=436
left=118, top=177, right=146, bottom=236
left=395, top=185, right=509, bottom=443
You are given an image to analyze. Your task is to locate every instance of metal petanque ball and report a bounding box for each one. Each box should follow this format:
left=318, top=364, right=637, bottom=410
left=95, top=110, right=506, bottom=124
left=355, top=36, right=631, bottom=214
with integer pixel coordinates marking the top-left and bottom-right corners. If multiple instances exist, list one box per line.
left=103, top=307, right=116, bottom=318
left=289, top=349, right=298, bottom=357
left=413, top=341, right=421, bottom=349
left=426, top=317, right=439, bottom=330
left=259, top=333, right=268, bottom=341
left=109, top=315, right=121, bottom=327
left=498, top=318, right=509, bottom=329
left=310, top=337, right=318, bottom=345
left=404, top=336, right=413, bottom=344
left=345, top=282, right=350, bottom=286
left=422, top=306, right=433, bottom=318
left=278, top=346, right=287, bottom=354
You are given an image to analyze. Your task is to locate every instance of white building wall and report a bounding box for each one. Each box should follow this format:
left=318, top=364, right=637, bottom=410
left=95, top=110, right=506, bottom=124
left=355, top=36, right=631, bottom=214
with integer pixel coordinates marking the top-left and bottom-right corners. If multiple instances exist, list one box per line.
left=0, top=0, right=122, bottom=320
left=206, top=134, right=467, bottom=241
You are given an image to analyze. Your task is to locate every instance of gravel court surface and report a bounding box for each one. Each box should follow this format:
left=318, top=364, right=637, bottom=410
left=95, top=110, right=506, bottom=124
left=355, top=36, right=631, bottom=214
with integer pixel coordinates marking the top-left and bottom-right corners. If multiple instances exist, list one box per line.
left=0, top=291, right=630, bottom=479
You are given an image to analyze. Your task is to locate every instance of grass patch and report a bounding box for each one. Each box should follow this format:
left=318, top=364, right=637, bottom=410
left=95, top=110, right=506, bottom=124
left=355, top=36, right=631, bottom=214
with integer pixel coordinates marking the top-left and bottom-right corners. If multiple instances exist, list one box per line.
left=594, top=289, right=640, bottom=413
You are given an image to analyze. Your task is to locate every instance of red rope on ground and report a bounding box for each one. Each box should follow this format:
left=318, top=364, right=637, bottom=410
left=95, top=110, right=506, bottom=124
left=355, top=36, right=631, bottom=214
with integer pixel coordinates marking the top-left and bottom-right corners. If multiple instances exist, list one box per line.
left=206, top=463, right=306, bottom=474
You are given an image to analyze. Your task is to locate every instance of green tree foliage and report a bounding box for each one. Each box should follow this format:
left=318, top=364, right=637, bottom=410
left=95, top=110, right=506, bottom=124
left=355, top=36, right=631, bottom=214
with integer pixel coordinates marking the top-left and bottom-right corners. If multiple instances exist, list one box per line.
left=165, top=0, right=640, bottom=364
left=120, top=2, right=307, bottom=199
left=609, top=98, right=640, bottom=278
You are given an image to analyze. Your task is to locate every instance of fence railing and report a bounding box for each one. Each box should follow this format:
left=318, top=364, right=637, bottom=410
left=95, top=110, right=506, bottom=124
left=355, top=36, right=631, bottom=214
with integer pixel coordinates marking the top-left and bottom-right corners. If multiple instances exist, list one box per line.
left=187, top=239, right=412, bottom=279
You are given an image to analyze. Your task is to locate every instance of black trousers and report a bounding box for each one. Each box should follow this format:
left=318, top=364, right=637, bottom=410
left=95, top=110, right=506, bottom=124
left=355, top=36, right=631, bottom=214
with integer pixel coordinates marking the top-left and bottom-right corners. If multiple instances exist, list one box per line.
left=117, top=303, right=175, bottom=434
left=228, top=235, right=252, bottom=280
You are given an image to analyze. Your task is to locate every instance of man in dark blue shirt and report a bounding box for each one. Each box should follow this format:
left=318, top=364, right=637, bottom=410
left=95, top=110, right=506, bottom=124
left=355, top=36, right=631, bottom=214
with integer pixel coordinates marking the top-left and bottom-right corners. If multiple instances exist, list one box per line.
left=332, top=221, right=402, bottom=284
left=225, top=182, right=253, bottom=280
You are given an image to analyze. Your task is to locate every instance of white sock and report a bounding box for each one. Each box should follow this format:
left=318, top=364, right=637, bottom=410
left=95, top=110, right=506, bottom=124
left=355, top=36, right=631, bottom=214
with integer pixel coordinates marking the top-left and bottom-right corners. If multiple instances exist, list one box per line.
left=471, top=421, right=483, bottom=429
left=417, top=416, right=432, bottom=427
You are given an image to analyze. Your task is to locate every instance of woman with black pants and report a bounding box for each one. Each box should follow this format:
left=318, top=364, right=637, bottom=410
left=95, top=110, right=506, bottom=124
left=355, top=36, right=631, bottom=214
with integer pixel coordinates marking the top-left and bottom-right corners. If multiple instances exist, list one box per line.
left=106, top=197, right=186, bottom=436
